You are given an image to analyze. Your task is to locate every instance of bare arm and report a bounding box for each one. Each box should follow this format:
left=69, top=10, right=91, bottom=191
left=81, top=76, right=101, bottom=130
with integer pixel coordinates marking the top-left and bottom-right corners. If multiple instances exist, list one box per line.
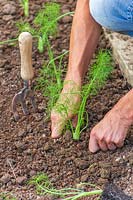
left=66, top=0, right=101, bottom=85
left=89, top=88, right=133, bottom=153
left=114, top=89, right=133, bottom=124
left=51, top=0, right=101, bottom=138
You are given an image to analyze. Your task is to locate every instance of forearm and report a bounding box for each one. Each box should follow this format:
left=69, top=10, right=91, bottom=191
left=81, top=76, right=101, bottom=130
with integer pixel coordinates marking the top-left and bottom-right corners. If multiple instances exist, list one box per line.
left=66, top=0, right=101, bottom=84
left=114, top=89, right=133, bottom=124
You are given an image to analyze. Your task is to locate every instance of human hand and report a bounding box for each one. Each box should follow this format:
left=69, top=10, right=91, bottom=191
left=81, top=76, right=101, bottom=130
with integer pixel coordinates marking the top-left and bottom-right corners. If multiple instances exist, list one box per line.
left=89, top=108, right=130, bottom=153
left=51, top=80, right=81, bottom=138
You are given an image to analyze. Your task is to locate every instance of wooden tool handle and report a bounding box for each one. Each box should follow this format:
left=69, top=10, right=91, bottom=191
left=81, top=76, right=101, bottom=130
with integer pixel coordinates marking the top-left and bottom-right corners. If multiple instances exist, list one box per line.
left=19, top=32, right=34, bottom=80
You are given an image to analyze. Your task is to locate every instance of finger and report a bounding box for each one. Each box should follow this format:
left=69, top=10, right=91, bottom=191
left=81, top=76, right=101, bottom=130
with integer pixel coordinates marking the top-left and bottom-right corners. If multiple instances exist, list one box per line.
left=89, top=134, right=100, bottom=153
left=98, top=140, right=108, bottom=151
left=51, top=120, right=65, bottom=139
left=107, top=142, right=117, bottom=151
left=115, top=140, right=124, bottom=148
left=114, top=134, right=126, bottom=148
left=72, top=115, right=78, bottom=128
left=51, top=113, right=65, bottom=139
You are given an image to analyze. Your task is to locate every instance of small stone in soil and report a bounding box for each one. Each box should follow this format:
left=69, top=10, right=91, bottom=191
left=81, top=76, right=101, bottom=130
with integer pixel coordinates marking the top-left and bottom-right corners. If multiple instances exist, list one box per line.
left=14, top=141, right=27, bottom=152
left=100, top=168, right=111, bottom=179
left=1, top=173, right=11, bottom=184
left=98, top=178, right=108, bottom=185
left=3, top=3, right=16, bottom=15
left=62, top=16, right=72, bottom=23
left=87, top=163, right=97, bottom=174
left=0, top=59, right=7, bottom=68
left=18, top=129, right=26, bottom=137
left=16, top=176, right=27, bottom=185
left=2, top=15, right=13, bottom=21
left=29, top=170, right=36, bottom=177
left=43, top=142, right=52, bottom=151
left=74, top=158, right=89, bottom=170
left=81, top=174, right=89, bottom=182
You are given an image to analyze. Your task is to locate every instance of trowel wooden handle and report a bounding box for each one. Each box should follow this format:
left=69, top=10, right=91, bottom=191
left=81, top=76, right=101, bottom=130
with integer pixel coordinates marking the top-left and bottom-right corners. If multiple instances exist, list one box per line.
left=19, top=32, right=34, bottom=80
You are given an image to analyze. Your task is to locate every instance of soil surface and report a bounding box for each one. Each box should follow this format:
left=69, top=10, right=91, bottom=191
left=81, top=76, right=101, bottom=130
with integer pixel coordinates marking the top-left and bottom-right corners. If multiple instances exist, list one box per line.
left=0, top=0, right=133, bottom=200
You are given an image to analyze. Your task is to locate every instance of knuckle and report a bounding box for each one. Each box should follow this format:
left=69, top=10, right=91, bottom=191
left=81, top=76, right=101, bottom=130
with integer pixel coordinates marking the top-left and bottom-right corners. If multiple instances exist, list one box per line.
left=98, top=135, right=104, bottom=141
left=114, top=139, right=119, bottom=145
left=105, top=136, right=112, bottom=144
left=90, top=129, right=96, bottom=137
left=115, top=139, right=122, bottom=146
left=99, top=138, right=103, bottom=142
left=91, top=132, right=95, bottom=137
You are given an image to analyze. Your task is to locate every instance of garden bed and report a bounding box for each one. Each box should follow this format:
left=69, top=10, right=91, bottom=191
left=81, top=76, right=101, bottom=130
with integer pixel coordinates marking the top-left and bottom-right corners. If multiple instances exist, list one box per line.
left=0, top=0, right=133, bottom=199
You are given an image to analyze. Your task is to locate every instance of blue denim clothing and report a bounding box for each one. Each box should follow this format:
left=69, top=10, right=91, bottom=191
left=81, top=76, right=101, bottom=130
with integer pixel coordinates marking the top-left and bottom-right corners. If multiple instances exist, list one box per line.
left=89, top=0, right=133, bottom=36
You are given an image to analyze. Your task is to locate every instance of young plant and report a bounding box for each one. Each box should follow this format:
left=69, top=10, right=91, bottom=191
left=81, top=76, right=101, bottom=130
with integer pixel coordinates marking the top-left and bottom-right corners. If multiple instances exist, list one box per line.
left=0, top=3, right=74, bottom=50
left=37, top=50, right=113, bottom=138
left=0, top=2, right=74, bottom=125
left=0, top=38, right=18, bottom=46
left=16, top=2, right=72, bottom=117
left=33, top=2, right=61, bottom=53
left=73, top=51, right=113, bottom=140
left=21, top=0, right=29, bottom=17
left=16, top=2, right=74, bottom=53
left=36, top=49, right=69, bottom=116
left=29, top=173, right=103, bottom=200
left=17, top=2, right=73, bottom=114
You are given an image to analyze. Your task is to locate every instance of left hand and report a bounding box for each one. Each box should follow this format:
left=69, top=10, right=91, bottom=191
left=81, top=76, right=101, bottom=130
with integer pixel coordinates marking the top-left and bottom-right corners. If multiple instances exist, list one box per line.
left=89, top=108, right=130, bottom=153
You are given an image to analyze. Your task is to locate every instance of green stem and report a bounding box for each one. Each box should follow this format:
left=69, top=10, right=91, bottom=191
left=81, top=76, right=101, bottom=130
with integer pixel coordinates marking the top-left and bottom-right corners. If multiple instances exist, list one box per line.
left=22, top=0, right=29, bottom=17
left=56, top=11, right=74, bottom=21
left=24, top=1, right=29, bottom=17
left=41, top=11, right=75, bottom=44
left=63, top=190, right=103, bottom=200
left=73, top=72, right=100, bottom=140
left=73, top=51, right=112, bottom=140
left=35, top=180, right=102, bottom=199
left=47, top=50, right=69, bottom=69
left=36, top=182, right=81, bottom=197
left=0, top=38, right=18, bottom=45
left=46, top=37, right=62, bottom=90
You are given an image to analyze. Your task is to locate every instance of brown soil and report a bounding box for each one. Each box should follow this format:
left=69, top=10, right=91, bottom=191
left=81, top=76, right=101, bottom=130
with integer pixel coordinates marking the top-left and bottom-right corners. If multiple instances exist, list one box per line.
left=0, top=0, right=133, bottom=200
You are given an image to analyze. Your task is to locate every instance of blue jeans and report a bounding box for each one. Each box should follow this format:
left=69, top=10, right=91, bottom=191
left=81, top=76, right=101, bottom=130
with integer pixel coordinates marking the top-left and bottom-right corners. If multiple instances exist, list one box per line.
left=89, top=0, right=133, bottom=37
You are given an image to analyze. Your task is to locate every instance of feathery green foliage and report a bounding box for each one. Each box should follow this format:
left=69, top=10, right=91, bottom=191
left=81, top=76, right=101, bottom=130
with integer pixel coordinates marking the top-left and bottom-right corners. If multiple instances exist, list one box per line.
left=73, top=51, right=113, bottom=140
left=34, top=2, right=60, bottom=36
left=36, top=50, right=68, bottom=115
left=29, top=173, right=103, bottom=199
left=29, top=173, right=53, bottom=195
left=17, top=2, right=61, bottom=53
left=16, top=3, right=74, bottom=53
left=21, top=0, right=29, bottom=17
left=0, top=3, right=74, bottom=49
left=0, top=1, right=74, bottom=53
left=36, top=50, right=113, bottom=138
left=16, top=21, right=35, bottom=34
left=34, top=2, right=61, bottom=53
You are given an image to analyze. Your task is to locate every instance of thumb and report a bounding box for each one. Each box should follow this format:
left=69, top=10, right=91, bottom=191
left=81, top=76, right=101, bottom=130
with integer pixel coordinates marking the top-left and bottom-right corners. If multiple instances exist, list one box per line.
left=89, top=132, right=100, bottom=153
left=51, top=113, right=65, bottom=139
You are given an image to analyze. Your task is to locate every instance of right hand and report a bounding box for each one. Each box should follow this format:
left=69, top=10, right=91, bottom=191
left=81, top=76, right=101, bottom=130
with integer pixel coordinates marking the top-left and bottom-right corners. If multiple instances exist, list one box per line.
left=51, top=79, right=81, bottom=138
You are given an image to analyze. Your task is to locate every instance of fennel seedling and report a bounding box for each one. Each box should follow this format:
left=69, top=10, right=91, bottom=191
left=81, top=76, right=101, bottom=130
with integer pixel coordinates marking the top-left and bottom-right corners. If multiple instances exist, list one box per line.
left=73, top=51, right=113, bottom=140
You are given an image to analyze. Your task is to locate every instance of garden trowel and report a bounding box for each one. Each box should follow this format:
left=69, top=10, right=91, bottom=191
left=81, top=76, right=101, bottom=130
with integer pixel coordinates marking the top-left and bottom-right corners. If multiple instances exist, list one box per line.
left=12, top=32, right=37, bottom=121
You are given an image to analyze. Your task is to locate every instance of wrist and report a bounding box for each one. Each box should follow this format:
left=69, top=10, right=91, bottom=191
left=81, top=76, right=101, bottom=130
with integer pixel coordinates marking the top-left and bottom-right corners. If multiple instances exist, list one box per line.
left=114, top=89, right=133, bottom=125
left=65, top=71, right=83, bottom=86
